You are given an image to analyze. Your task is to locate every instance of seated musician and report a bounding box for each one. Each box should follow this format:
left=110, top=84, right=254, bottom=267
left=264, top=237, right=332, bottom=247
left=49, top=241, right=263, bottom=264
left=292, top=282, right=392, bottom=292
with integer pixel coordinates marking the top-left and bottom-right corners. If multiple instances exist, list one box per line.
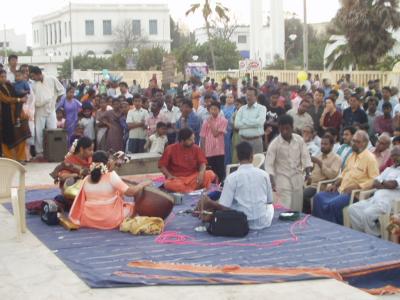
left=196, top=142, right=274, bottom=230
left=49, top=137, right=94, bottom=209
left=159, top=128, right=216, bottom=193
left=69, top=150, right=151, bottom=230
left=312, top=130, right=379, bottom=225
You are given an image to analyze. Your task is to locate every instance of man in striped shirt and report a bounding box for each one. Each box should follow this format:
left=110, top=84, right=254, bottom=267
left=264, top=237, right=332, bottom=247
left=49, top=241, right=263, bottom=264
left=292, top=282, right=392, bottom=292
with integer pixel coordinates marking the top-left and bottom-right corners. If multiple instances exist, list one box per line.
left=200, top=101, right=228, bottom=183
left=336, top=126, right=356, bottom=169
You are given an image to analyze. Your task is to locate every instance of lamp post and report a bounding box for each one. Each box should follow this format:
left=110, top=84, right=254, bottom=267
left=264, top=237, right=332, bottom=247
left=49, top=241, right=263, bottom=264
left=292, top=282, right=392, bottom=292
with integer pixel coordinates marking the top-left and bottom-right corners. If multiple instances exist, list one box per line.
left=303, top=0, right=308, bottom=70
left=69, top=1, right=74, bottom=82
left=192, top=55, right=199, bottom=62
left=284, top=34, right=297, bottom=70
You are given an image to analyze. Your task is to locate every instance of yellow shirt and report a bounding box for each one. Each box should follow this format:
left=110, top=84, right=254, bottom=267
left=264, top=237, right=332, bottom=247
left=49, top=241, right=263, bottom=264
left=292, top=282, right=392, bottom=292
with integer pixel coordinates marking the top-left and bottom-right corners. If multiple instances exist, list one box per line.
left=339, top=149, right=379, bottom=193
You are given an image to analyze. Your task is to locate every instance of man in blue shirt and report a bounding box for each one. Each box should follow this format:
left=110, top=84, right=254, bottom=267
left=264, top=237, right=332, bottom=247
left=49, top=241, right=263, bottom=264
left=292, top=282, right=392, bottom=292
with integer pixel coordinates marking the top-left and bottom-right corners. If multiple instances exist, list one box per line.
left=176, top=99, right=202, bottom=144
left=342, top=94, right=368, bottom=128
left=196, top=142, right=274, bottom=230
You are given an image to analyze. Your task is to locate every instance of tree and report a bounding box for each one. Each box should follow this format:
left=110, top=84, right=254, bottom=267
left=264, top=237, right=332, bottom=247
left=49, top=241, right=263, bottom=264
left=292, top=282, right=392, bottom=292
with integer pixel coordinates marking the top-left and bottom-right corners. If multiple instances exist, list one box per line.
left=136, top=46, right=166, bottom=70
left=327, top=0, right=400, bottom=69
left=186, top=1, right=230, bottom=70
left=209, top=13, right=238, bottom=41
left=170, top=17, right=195, bottom=50
left=59, top=55, right=112, bottom=78
left=279, top=17, right=327, bottom=70
left=112, top=19, right=148, bottom=52
left=198, top=38, right=241, bottom=70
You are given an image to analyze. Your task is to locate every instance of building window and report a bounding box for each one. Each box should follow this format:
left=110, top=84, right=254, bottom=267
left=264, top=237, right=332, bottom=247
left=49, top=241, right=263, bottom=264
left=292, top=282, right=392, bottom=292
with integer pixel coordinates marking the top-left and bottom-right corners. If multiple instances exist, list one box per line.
left=0, top=42, right=10, bottom=47
left=65, top=22, right=67, bottom=37
left=149, top=19, right=158, bottom=35
left=69, top=21, right=71, bottom=37
left=45, top=25, right=48, bottom=45
left=85, top=20, right=94, bottom=35
left=132, top=20, right=141, bottom=36
left=238, top=35, right=247, bottom=44
left=103, top=20, right=112, bottom=35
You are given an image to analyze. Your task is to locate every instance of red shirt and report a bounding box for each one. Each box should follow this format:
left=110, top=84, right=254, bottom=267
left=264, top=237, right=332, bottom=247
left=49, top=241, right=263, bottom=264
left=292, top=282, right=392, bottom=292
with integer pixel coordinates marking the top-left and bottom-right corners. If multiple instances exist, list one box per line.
left=158, top=143, right=207, bottom=177
left=323, top=110, right=342, bottom=129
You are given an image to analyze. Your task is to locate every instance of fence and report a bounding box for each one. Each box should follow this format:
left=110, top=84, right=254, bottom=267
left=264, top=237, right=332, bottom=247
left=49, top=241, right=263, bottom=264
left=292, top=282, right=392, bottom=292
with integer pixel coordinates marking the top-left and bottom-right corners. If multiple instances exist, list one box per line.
left=208, top=70, right=397, bottom=87
left=73, top=69, right=400, bottom=88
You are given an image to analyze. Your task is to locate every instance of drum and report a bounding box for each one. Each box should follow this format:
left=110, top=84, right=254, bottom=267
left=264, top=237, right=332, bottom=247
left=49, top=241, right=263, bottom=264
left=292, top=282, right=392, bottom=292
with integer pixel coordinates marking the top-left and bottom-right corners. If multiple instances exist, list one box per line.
left=134, top=185, right=174, bottom=220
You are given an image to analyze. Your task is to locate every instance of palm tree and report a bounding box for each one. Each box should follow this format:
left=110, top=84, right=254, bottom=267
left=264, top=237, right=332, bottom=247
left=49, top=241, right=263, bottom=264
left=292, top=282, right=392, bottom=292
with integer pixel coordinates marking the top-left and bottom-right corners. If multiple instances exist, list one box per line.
left=186, top=1, right=230, bottom=70
left=327, top=0, right=400, bottom=69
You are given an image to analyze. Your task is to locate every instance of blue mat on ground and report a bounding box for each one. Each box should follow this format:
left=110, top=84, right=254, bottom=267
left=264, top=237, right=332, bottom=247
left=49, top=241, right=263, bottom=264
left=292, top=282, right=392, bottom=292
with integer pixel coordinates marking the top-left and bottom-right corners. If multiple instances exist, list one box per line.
left=6, top=188, right=400, bottom=293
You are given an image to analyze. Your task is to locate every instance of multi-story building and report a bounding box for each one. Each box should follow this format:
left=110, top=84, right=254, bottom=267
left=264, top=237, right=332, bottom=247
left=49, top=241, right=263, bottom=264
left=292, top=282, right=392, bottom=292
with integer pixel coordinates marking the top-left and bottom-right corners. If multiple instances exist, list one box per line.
left=31, top=3, right=171, bottom=57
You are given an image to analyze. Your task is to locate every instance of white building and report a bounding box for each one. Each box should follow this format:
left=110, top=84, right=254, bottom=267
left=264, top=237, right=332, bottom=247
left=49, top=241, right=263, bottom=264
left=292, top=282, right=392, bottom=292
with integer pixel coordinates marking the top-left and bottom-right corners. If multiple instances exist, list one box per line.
left=32, top=3, right=171, bottom=57
left=194, top=0, right=284, bottom=67
left=194, top=25, right=256, bottom=59
left=0, top=28, right=27, bottom=52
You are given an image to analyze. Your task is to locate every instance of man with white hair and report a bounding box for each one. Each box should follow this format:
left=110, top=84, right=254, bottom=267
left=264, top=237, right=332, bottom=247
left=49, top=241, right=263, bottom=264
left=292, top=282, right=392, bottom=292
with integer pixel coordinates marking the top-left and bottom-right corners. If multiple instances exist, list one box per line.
left=348, top=146, right=400, bottom=236
left=371, top=133, right=392, bottom=172
left=312, top=130, right=379, bottom=225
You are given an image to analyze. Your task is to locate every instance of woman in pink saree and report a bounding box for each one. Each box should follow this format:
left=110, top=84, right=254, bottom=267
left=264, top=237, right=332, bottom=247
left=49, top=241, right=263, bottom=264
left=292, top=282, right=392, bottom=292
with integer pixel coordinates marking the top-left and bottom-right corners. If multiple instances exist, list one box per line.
left=69, top=150, right=151, bottom=230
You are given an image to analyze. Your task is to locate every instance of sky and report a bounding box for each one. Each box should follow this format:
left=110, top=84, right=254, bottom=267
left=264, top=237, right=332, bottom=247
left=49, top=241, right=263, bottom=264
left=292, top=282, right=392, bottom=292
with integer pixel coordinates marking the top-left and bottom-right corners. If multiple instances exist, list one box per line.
left=0, top=0, right=340, bottom=46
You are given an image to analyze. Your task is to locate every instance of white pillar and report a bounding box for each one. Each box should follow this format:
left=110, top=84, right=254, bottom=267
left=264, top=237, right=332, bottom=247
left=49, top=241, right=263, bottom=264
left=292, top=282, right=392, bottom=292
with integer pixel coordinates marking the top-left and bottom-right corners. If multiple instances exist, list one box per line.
left=250, top=0, right=263, bottom=63
left=270, top=0, right=285, bottom=60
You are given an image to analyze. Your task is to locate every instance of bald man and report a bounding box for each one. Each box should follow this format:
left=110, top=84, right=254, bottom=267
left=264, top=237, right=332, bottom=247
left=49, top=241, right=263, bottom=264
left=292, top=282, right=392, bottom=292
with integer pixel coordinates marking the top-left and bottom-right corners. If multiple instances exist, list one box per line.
left=312, top=131, right=379, bottom=225
left=348, top=146, right=400, bottom=236
left=371, top=133, right=391, bottom=172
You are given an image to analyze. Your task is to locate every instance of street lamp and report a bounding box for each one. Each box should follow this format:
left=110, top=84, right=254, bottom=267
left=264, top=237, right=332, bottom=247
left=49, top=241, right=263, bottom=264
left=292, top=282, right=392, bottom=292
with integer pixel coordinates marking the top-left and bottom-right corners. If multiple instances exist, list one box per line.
left=284, top=34, right=297, bottom=70
left=192, top=55, right=199, bottom=62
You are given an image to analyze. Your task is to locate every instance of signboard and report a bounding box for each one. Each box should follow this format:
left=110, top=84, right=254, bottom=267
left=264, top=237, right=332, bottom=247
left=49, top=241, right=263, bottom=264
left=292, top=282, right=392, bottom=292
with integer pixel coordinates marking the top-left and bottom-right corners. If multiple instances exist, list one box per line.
left=239, top=59, right=261, bottom=71
left=185, top=62, right=208, bottom=80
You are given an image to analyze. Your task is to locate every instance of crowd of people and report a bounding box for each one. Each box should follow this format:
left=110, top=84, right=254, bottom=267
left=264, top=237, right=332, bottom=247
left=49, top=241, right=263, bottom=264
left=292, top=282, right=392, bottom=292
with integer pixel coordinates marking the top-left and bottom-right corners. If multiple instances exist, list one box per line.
left=1, top=54, right=400, bottom=242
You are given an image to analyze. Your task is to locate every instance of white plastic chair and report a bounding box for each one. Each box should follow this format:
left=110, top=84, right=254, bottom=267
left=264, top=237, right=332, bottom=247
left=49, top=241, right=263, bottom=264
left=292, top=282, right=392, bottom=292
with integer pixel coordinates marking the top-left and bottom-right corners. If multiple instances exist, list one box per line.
left=226, top=153, right=266, bottom=176
left=0, top=158, right=27, bottom=239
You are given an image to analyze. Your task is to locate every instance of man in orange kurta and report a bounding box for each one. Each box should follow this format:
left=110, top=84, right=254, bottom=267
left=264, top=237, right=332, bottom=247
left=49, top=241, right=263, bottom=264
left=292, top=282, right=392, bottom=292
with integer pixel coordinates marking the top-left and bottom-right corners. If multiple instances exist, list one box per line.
left=159, top=128, right=215, bottom=193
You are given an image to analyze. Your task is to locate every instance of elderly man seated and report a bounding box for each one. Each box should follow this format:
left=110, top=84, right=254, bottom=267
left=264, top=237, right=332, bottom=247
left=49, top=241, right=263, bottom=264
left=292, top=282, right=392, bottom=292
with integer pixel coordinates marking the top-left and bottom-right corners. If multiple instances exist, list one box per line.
left=303, top=134, right=342, bottom=213
left=312, top=130, right=379, bottom=225
left=196, top=142, right=274, bottom=230
left=371, top=133, right=392, bottom=172
left=348, top=146, right=400, bottom=236
left=159, top=128, right=216, bottom=193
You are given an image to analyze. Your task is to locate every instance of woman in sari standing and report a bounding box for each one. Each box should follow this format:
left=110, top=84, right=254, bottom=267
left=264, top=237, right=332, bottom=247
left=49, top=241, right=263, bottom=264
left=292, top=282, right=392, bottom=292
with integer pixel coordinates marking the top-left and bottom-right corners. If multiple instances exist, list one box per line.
left=69, top=150, right=151, bottom=230
left=0, top=69, right=30, bottom=162
left=20, top=64, right=35, bottom=161
left=99, top=98, right=124, bottom=152
left=56, top=86, right=81, bottom=147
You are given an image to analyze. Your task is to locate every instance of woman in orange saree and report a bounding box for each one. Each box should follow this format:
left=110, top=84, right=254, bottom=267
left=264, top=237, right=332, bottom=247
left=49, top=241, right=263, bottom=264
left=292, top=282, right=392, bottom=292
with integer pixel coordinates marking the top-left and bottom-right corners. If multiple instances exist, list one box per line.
left=69, top=151, right=151, bottom=230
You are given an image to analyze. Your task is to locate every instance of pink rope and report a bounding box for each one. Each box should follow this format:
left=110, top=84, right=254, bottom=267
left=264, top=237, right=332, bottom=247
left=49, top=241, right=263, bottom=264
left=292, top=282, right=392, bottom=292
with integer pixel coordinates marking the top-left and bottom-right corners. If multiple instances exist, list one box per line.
left=155, top=215, right=310, bottom=248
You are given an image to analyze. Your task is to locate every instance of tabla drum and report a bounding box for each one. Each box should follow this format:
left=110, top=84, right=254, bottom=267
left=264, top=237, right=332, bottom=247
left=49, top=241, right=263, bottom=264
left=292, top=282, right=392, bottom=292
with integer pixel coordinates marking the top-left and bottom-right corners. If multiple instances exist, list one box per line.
left=134, top=185, right=174, bottom=220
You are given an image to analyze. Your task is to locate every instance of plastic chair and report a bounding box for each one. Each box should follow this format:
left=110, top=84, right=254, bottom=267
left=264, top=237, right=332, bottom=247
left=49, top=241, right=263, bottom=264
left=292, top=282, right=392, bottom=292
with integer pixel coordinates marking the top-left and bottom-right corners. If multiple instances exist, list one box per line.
left=0, top=158, right=27, bottom=239
left=225, top=153, right=266, bottom=176
left=379, top=198, right=400, bottom=240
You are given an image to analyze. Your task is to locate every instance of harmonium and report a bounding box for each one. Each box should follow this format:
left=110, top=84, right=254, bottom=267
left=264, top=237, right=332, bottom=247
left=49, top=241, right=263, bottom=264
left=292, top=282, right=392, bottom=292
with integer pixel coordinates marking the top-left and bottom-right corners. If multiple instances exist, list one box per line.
left=116, top=153, right=161, bottom=176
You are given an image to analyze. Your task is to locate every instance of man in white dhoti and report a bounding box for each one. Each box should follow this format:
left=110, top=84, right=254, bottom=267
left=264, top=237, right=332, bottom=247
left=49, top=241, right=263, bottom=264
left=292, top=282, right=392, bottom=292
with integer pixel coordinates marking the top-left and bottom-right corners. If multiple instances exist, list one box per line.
left=265, top=114, right=313, bottom=211
left=31, top=67, right=65, bottom=156
left=348, top=146, right=400, bottom=236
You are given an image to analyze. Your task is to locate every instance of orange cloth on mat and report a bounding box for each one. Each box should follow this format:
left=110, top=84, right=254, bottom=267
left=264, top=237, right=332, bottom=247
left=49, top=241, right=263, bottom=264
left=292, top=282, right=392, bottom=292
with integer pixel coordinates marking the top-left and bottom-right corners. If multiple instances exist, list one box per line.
left=164, top=170, right=216, bottom=193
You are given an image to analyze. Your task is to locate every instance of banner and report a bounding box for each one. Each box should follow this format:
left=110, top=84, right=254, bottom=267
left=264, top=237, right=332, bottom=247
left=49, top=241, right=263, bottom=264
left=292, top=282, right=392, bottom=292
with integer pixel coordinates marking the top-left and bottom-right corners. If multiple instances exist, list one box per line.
left=239, top=59, right=261, bottom=71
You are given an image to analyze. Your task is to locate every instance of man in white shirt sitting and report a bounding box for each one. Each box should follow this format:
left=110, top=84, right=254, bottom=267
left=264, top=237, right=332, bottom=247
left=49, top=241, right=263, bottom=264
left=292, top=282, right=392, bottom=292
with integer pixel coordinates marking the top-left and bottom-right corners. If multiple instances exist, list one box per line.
left=349, top=146, right=400, bottom=237
left=196, top=142, right=274, bottom=230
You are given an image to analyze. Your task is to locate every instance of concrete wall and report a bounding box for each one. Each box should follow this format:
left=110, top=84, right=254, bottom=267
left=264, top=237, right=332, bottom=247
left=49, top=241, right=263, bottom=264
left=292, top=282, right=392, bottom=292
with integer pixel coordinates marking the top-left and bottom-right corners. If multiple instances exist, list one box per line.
left=0, top=28, right=27, bottom=52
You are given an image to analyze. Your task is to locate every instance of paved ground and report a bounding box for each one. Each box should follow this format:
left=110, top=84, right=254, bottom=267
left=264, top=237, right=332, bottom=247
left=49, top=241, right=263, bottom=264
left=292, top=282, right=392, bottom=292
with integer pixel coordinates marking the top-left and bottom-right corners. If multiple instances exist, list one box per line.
left=0, top=162, right=399, bottom=300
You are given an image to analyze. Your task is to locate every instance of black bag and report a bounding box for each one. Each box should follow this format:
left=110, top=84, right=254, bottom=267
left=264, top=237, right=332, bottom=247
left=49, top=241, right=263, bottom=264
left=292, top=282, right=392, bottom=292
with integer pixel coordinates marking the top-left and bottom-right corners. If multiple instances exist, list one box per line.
left=207, top=210, right=249, bottom=237
left=40, top=200, right=59, bottom=225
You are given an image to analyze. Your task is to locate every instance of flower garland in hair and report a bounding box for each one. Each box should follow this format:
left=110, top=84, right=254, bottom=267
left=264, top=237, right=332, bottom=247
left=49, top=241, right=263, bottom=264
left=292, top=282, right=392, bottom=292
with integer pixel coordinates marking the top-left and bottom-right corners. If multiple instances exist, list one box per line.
left=90, top=162, right=109, bottom=175
left=65, top=139, right=78, bottom=159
